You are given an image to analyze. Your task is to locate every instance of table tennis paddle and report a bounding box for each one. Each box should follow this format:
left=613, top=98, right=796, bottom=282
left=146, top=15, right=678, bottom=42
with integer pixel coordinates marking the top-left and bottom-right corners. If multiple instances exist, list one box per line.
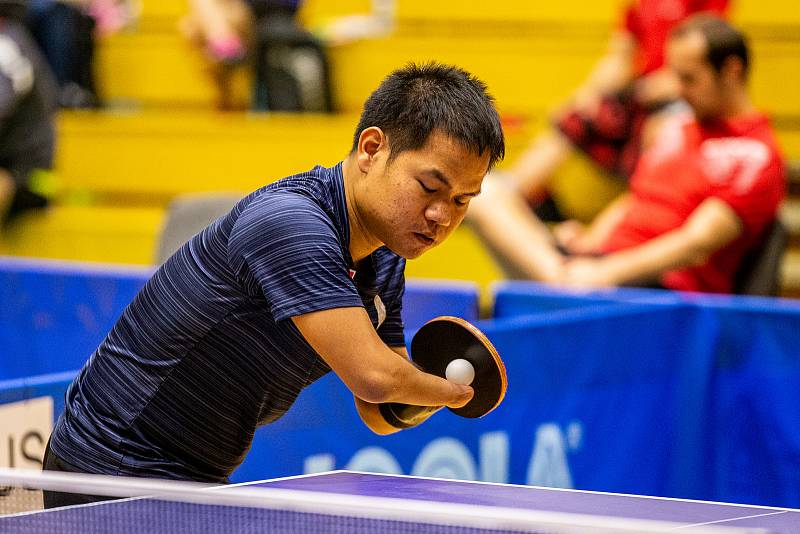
left=411, top=316, right=507, bottom=418
left=379, top=316, right=507, bottom=428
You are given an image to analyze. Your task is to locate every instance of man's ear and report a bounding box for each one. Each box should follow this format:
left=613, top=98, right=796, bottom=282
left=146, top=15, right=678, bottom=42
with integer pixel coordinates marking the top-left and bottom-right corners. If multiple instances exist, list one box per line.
left=356, top=127, right=387, bottom=174
left=721, top=55, right=745, bottom=85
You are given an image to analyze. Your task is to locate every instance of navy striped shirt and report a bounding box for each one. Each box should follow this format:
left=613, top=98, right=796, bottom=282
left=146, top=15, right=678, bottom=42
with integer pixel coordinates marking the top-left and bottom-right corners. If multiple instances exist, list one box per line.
left=50, top=163, right=406, bottom=482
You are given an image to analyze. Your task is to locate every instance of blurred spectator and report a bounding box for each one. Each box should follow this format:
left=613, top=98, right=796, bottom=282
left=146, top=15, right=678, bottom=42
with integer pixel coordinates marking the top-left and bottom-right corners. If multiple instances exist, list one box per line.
left=0, top=0, right=57, bottom=229
left=182, top=0, right=333, bottom=112
left=180, top=0, right=252, bottom=109
left=26, top=0, right=107, bottom=108
left=468, top=15, right=786, bottom=294
left=506, top=0, right=730, bottom=221
left=250, top=0, right=332, bottom=112
left=180, top=0, right=296, bottom=110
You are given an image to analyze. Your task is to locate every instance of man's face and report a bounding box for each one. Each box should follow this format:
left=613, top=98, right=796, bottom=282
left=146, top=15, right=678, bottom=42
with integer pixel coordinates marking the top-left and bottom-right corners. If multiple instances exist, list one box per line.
left=360, top=130, right=490, bottom=259
left=667, top=31, right=725, bottom=121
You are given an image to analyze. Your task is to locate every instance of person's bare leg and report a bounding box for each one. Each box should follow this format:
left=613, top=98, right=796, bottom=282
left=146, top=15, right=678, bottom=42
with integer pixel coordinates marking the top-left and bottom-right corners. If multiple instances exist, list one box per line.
left=508, top=129, right=573, bottom=202
left=188, top=0, right=241, bottom=47
left=467, top=174, right=565, bottom=282
left=183, top=0, right=253, bottom=110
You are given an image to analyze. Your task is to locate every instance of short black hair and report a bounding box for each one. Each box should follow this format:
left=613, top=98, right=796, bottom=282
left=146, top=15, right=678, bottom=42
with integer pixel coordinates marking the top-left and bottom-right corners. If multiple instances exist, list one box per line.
left=351, top=62, right=505, bottom=170
left=672, top=14, right=750, bottom=78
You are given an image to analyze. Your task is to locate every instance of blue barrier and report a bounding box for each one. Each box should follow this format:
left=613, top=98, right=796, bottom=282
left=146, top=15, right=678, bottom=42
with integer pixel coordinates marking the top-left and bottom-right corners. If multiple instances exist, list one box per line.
left=491, top=280, right=682, bottom=318
left=401, top=279, right=479, bottom=332
left=0, top=371, right=77, bottom=424
left=0, top=258, right=479, bottom=380
left=491, top=281, right=800, bottom=507
left=0, top=258, right=151, bottom=379
left=3, top=260, right=800, bottom=508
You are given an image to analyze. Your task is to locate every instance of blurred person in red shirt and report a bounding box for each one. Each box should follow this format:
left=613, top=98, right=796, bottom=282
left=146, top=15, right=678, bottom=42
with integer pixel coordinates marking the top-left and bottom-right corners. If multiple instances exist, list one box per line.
left=468, top=15, right=785, bottom=294
left=507, top=0, right=730, bottom=221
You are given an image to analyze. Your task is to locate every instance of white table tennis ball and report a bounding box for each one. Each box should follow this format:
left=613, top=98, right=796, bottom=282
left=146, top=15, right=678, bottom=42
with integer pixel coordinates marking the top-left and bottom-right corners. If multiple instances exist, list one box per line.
left=445, top=358, right=475, bottom=386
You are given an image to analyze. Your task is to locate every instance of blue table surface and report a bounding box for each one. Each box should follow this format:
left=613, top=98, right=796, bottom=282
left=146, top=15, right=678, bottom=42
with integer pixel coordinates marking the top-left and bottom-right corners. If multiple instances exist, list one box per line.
left=2, top=471, right=799, bottom=533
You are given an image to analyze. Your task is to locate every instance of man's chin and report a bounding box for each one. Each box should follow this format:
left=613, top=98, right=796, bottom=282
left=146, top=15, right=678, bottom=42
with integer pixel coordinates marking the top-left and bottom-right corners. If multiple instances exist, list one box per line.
left=388, top=242, right=434, bottom=260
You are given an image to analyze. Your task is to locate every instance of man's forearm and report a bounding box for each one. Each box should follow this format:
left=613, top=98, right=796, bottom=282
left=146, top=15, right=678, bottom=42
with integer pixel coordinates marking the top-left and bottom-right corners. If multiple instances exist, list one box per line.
left=574, top=194, right=631, bottom=252
left=600, top=198, right=743, bottom=286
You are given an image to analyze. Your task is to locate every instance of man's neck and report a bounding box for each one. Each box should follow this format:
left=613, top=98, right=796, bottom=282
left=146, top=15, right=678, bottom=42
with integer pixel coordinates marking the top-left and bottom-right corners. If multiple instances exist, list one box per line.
left=342, top=157, right=382, bottom=263
left=719, top=89, right=757, bottom=120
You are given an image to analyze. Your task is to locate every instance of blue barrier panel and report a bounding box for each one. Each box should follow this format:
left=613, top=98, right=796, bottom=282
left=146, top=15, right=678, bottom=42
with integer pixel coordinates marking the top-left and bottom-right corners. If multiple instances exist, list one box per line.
left=5, top=260, right=800, bottom=508
left=491, top=281, right=681, bottom=318
left=0, top=371, right=77, bottom=423
left=490, top=282, right=800, bottom=507
left=0, top=258, right=150, bottom=380
left=705, top=300, right=800, bottom=508
left=402, top=279, right=479, bottom=332
left=0, top=257, right=478, bottom=380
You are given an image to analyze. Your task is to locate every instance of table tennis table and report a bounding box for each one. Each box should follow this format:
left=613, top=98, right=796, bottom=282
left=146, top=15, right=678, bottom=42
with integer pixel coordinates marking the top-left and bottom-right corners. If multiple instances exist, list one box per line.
left=2, top=470, right=798, bottom=533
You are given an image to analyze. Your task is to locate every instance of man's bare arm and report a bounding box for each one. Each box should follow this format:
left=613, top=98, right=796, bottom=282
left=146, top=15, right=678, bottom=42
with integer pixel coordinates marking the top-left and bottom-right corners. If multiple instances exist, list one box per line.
left=354, top=346, right=410, bottom=435
left=563, top=198, right=743, bottom=287
left=569, top=193, right=632, bottom=253
left=292, top=308, right=472, bottom=407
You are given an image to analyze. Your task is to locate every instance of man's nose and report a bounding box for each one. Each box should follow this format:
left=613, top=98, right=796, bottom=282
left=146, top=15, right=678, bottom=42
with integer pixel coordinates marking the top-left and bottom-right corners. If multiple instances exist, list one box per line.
left=426, top=201, right=452, bottom=227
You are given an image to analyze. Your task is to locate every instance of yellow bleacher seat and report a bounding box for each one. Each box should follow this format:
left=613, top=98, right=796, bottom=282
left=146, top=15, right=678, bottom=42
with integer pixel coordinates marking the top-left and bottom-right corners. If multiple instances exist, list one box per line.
left=1, top=206, right=163, bottom=265
left=55, top=111, right=357, bottom=200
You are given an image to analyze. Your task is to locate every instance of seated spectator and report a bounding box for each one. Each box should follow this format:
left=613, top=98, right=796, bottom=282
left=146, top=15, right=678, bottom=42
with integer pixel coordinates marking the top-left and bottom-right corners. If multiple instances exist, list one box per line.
left=508, top=0, right=729, bottom=222
left=26, top=0, right=124, bottom=108
left=250, top=0, right=332, bottom=112
left=0, top=0, right=57, bottom=229
left=468, top=15, right=786, bottom=294
left=180, top=0, right=304, bottom=110
left=179, top=0, right=252, bottom=110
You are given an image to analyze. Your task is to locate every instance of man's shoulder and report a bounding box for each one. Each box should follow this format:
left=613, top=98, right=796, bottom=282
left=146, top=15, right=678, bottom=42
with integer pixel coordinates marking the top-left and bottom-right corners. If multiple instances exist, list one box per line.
left=230, top=167, right=346, bottom=249
left=248, top=164, right=342, bottom=211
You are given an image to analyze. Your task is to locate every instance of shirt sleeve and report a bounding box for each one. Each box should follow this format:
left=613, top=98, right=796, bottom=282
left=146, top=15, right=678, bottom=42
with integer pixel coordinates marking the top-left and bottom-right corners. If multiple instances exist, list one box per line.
left=702, top=139, right=786, bottom=238
left=228, top=192, right=364, bottom=322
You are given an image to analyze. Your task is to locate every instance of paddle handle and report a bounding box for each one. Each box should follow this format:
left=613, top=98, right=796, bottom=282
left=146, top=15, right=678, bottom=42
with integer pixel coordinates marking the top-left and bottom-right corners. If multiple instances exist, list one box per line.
left=378, top=403, right=444, bottom=429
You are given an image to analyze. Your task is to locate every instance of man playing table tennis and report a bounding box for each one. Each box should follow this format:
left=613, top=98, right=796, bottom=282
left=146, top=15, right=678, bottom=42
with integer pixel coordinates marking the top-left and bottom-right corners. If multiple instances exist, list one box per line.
left=43, top=62, right=505, bottom=507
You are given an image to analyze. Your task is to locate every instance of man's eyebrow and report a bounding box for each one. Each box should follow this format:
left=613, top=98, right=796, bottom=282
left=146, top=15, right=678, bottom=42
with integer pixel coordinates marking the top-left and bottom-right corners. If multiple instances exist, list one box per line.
left=421, top=169, right=481, bottom=196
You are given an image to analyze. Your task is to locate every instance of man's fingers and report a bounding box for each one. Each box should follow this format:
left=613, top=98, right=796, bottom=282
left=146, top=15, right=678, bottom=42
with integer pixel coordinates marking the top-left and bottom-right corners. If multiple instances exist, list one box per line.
left=447, top=385, right=474, bottom=409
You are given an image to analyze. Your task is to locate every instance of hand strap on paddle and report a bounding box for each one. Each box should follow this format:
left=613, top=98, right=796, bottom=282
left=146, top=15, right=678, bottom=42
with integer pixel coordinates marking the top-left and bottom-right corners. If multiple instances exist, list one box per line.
left=378, top=403, right=442, bottom=429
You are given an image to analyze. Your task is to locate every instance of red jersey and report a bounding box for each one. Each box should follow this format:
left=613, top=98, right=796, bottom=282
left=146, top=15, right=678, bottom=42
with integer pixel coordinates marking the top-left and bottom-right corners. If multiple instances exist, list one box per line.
left=600, top=112, right=786, bottom=293
left=623, top=0, right=730, bottom=75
